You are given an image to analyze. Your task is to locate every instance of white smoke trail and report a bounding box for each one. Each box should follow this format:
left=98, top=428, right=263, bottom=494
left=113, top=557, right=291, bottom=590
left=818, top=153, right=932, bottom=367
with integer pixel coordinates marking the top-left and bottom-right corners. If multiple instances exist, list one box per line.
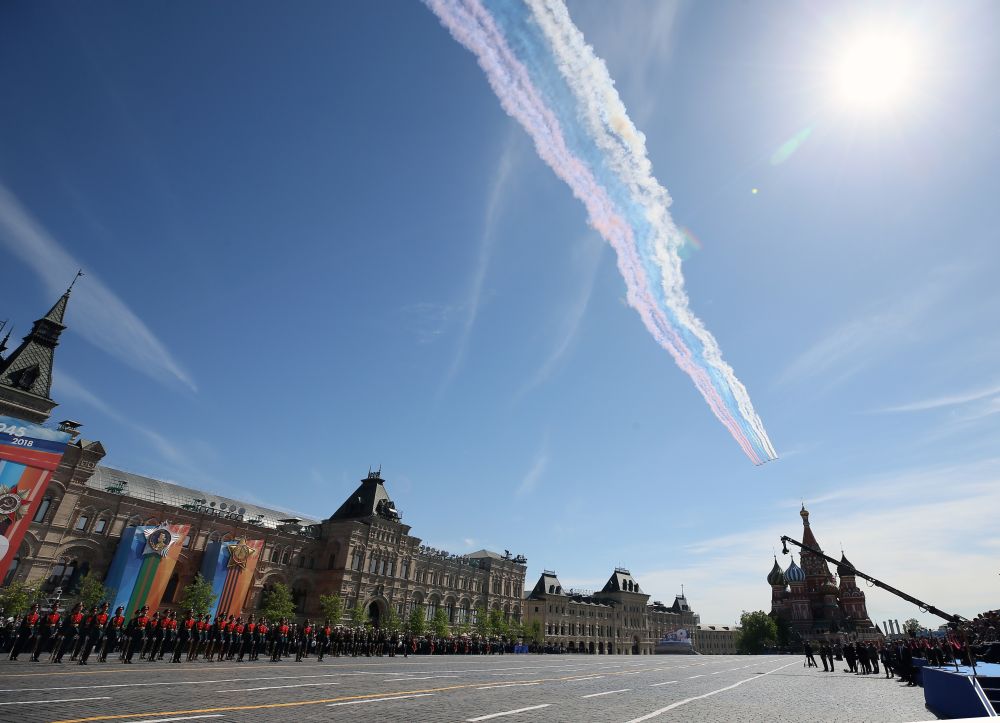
left=425, top=0, right=763, bottom=462
left=527, top=0, right=776, bottom=459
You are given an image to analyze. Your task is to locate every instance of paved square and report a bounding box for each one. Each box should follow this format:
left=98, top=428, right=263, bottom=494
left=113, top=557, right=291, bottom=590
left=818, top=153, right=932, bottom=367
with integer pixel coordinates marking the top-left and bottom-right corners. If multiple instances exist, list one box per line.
left=0, top=654, right=937, bottom=722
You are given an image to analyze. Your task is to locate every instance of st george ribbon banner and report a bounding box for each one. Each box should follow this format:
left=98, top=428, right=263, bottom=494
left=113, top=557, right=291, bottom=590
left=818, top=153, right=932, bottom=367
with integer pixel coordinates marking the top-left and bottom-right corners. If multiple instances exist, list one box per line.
left=200, top=537, right=264, bottom=618
left=0, top=414, right=71, bottom=580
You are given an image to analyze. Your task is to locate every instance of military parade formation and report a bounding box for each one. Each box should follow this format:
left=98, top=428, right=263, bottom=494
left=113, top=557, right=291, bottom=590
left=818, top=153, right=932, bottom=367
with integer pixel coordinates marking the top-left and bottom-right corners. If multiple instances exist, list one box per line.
left=0, top=601, right=519, bottom=665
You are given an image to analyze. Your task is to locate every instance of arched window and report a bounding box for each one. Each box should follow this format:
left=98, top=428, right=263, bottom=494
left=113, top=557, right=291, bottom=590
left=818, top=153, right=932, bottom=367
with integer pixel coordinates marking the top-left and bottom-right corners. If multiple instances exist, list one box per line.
left=163, top=573, right=180, bottom=603
left=33, top=497, right=52, bottom=523
left=3, top=555, right=19, bottom=586
left=94, top=519, right=108, bottom=534
left=74, top=514, right=90, bottom=531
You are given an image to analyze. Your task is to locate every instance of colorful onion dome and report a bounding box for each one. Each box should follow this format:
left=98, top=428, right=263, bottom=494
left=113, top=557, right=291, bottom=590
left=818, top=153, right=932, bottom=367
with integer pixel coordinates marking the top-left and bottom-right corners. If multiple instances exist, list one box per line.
left=785, top=556, right=806, bottom=583
left=767, top=558, right=786, bottom=586
left=837, top=553, right=855, bottom=578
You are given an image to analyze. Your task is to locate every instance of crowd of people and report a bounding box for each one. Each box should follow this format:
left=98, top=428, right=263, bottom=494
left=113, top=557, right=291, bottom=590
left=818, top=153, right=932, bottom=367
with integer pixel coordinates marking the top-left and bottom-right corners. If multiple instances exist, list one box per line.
left=800, top=614, right=1000, bottom=688
left=0, top=601, right=520, bottom=665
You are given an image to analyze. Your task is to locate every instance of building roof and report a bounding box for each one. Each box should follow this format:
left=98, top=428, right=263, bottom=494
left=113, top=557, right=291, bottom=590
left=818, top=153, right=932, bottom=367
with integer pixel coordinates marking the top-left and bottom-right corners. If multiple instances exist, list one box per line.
left=837, top=553, right=856, bottom=578
left=465, top=549, right=505, bottom=560
left=87, top=465, right=320, bottom=530
left=328, top=470, right=401, bottom=522
left=528, top=570, right=564, bottom=598
left=0, top=290, right=71, bottom=405
left=602, top=568, right=642, bottom=594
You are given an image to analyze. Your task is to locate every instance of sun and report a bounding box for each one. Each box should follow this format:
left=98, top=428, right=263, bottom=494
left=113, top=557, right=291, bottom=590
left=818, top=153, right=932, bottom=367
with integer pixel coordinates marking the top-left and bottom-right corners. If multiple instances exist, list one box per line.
left=831, top=26, right=919, bottom=113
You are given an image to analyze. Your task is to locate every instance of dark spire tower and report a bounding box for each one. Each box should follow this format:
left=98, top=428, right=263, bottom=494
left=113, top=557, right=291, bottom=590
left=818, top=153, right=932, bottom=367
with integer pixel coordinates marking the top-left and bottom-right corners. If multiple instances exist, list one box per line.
left=0, top=286, right=74, bottom=423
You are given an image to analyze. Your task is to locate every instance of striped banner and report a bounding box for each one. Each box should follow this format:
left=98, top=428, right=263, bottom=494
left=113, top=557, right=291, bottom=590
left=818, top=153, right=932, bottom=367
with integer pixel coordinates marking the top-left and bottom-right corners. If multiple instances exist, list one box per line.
left=200, top=538, right=264, bottom=618
left=105, top=524, right=190, bottom=615
left=0, top=415, right=71, bottom=580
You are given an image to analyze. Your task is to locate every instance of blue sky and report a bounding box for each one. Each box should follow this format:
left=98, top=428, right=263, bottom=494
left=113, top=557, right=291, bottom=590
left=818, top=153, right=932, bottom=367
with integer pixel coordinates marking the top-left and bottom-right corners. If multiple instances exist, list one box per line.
left=2, top=0, right=998, bottom=627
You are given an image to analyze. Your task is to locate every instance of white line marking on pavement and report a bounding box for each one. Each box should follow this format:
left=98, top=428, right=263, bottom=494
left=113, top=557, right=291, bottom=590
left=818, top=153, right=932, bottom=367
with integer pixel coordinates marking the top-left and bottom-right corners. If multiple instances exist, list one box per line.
left=581, top=688, right=631, bottom=698
left=649, top=681, right=677, bottom=687
left=467, top=704, right=552, bottom=721
left=0, top=672, right=373, bottom=694
left=0, top=696, right=112, bottom=706
left=625, top=661, right=800, bottom=722
left=383, top=675, right=460, bottom=681
left=216, top=681, right=345, bottom=692
left=122, top=717, right=224, bottom=723
left=477, top=682, right=542, bottom=690
left=687, top=674, right=704, bottom=678
left=327, top=693, right=434, bottom=707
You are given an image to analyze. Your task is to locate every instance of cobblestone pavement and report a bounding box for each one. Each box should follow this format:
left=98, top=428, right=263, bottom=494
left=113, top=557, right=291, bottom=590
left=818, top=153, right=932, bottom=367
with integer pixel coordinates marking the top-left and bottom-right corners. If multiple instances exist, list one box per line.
left=0, top=654, right=937, bottom=723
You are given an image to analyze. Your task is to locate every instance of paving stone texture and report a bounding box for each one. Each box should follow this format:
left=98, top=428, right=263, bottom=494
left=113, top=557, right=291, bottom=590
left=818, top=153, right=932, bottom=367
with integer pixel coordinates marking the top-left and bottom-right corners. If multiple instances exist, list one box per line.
left=0, top=654, right=937, bottom=723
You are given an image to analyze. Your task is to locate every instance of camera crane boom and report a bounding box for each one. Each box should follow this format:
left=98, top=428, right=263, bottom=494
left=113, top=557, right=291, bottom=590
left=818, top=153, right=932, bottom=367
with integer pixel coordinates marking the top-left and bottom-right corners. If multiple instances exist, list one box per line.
left=780, top=535, right=965, bottom=626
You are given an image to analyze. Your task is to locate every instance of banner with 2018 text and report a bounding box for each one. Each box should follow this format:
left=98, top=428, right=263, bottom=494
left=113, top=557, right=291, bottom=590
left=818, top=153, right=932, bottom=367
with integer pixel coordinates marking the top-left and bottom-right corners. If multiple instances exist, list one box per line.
left=0, top=414, right=71, bottom=582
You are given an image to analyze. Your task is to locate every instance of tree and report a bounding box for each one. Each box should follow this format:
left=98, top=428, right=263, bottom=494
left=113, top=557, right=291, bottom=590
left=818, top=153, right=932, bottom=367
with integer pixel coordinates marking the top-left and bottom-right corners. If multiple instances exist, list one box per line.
left=383, top=604, right=402, bottom=634
left=474, top=606, right=490, bottom=637
left=488, top=608, right=509, bottom=638
left=350, top=601, right=370, bottom=628
left=737, top=610, right=777, bottom=654
left=178, top=573, right=218, bottom=618
left=0, top=580, right=44, bottom=617
left=260, top=582, right=295, bottom=621
left=527, top=619, right=543, bottom=644
left=318, top=594, right=344, bottom=625
left=903, top=618, right=921, bottom=636
left=771, top=612, right=799, bottom=650
left=432, top=607, right=450, bottom=638
left=75, top=572, right=113, bottom=610
left=407, top=604, right=426, bottom=636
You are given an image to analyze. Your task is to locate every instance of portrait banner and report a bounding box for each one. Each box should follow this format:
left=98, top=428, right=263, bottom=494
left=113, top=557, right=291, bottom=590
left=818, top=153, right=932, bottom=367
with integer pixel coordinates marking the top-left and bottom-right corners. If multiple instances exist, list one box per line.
left=0, top=414, right=71, bottom=581
left=105, top=523, right=190, bottom=614
left=200, top=537, right=264, bottom=618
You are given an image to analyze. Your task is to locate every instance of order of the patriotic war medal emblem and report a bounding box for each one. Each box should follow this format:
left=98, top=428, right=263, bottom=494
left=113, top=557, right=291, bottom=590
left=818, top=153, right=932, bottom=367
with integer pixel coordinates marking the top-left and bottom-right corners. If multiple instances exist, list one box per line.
left=228, top=537, right=255, bottom=568
left=0, top=485, right=31, bottom=520
left=143, top=524, right=175, bottom=556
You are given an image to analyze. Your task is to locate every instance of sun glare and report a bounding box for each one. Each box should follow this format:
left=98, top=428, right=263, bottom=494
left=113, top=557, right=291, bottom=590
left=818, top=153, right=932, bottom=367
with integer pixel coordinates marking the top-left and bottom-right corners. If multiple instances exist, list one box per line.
left=832, top=27, right=918, bottom=113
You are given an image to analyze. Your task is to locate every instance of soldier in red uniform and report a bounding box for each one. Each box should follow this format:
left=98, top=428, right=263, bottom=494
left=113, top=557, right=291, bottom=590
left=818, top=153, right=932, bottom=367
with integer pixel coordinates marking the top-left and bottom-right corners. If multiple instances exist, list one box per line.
left=51, top=602, right=84, bottom=663
left=252, top=618, right=266, bottom=662
left=9, top=603, right=40, bottom=661
left=76, top=605, right=101, bottom=664
left=100, top=606, right=125, bottom=663
left=296, top=620, right=312, bottom=662
left=174, top=610, right=193, bottom=663
left=237, top=615, right=254, bottom=662
left=32, top=603, right=60, bottom=662
left=221, top=614, right=236, bottom=661
left=316, top=620, right=331, bottom=662
left=123, top=606, right=148, bottom=663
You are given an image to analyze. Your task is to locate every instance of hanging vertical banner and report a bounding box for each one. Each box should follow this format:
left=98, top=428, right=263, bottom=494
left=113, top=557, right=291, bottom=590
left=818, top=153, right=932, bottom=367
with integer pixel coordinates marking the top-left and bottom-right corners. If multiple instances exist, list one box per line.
left=104, top=523, right=190, bottom=614
left=200, top=537, right=263, bottom=618
left=0, top=414, right=71, bottom=581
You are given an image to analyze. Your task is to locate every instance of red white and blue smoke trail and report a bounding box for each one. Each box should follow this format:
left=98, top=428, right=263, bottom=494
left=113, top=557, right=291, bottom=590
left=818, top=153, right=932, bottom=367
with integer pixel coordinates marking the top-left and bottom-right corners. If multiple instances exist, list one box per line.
left=425, top=0, right=777, bottom=465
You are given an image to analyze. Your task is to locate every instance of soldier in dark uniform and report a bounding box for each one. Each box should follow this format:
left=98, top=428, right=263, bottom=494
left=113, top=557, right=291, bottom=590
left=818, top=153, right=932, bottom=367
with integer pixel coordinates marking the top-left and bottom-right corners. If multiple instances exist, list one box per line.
left=76, top=605, right=102, bottom=664
left=272, top=618, right=289, bottom=661
left=100, top=606, right=125, bottom=663
left=9, top=603, right=40, bottom=661
left=316, top=620, right=331, bottom=662
left=253, top=619, right=267, bottom=662
left=66, top=603, right=89, bottom=661
left=296, top=620, right=311, bottom=662
left=143, top=611, right=162, bottom=661
left=174, top=610, right=193, bottom=663
left=33, top=603, right=61, bottom=662
left=123, top=606, right=148, bottom=663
